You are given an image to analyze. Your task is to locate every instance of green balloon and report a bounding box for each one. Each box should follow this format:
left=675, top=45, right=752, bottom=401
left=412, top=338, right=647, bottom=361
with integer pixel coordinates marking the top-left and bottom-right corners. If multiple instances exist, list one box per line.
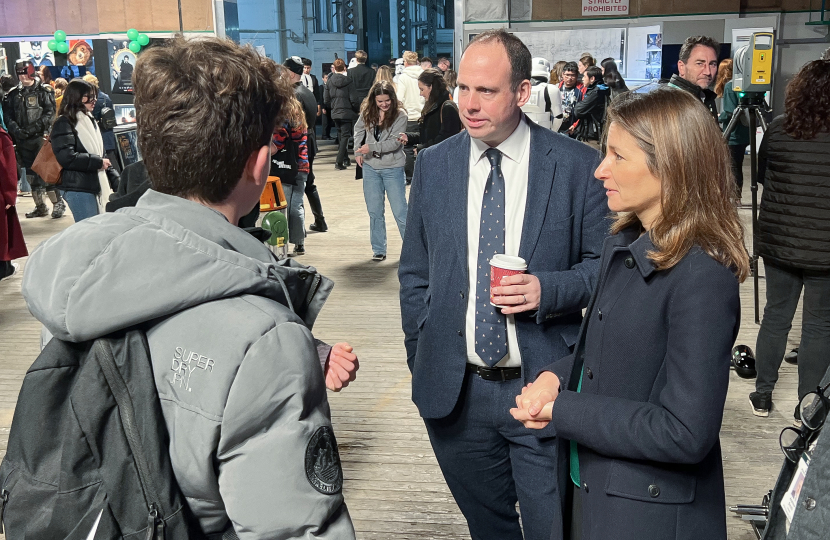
left=128, top=41, right=141, bottom=54
left=57, top=42, right=69, bottom=54
left=261, top=212, right=288, bottom=246
left=138, top=33, right=150, bottom=46
left=54, top=30, right=66, bottom=42
left=127, top=28, right=139, bottom=41
left=47, top=40, right=59, bottom=51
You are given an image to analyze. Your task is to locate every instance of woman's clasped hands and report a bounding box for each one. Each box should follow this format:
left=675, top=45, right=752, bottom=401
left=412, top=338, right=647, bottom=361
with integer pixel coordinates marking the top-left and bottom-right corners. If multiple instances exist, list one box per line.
left=509, top=371, right=561, bottom=429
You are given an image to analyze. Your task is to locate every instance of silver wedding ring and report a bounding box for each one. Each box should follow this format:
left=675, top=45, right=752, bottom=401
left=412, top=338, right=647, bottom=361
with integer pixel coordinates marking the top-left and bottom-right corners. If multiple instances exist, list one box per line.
left=522, top=294, right=527, bottom=304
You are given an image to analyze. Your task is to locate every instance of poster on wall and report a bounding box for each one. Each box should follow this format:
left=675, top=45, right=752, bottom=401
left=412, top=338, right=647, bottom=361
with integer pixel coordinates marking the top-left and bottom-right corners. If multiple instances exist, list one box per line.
left=114, top=105, right=136, bottom=125
left=625, top=25, right=662, bottom=81
left=67, top=39, right=95, bottom=75
left=19, top=40, right=54, bottom=66
left=108, top=40, right=136, bottom=94
left=115, top=127, right=142, bottom=166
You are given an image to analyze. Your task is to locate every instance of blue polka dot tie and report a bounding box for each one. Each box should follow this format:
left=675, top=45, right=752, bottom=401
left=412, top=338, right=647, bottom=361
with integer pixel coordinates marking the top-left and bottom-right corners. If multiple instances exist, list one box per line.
left=475, top=148, right=508, bottom=367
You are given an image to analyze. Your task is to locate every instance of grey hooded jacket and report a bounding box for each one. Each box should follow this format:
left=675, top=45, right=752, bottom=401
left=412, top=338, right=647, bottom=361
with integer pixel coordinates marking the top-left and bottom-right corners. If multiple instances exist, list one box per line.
left=21, top=190, right=356, bottom=540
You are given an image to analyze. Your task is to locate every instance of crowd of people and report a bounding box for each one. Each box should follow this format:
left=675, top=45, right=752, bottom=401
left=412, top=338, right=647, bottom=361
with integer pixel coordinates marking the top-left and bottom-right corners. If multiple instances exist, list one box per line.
left=0, top=26, right=830, bottom=540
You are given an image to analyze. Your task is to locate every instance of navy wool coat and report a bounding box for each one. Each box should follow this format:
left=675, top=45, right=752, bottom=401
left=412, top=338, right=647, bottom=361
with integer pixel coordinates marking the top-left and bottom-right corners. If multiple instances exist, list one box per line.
left=399, top=119, right=609, bottom=421
left=544, top=227, right=741, bottom=540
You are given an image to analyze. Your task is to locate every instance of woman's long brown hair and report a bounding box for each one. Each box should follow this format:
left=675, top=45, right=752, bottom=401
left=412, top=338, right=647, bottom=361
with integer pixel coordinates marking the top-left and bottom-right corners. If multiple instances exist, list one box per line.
left=360, top=80, right=402, bottom=132
left=606, top=87, right=750, bottom=282
left=714, top=58, right=732, bottom=98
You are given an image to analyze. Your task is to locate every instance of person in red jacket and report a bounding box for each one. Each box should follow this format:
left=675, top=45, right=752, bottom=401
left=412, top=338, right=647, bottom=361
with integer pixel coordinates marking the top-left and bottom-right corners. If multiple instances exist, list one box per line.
left=0, top=126, right=28, bottom=280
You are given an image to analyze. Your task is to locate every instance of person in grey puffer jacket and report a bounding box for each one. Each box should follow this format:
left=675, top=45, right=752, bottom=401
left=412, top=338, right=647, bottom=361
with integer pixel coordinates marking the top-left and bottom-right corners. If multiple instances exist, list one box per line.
left=22, top=37, right=358, bottom=540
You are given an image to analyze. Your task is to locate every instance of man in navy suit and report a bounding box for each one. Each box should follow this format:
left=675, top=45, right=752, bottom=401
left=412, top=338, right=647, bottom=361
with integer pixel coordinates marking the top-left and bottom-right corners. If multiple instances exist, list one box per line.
left=399, top=30, right=608, bottom=540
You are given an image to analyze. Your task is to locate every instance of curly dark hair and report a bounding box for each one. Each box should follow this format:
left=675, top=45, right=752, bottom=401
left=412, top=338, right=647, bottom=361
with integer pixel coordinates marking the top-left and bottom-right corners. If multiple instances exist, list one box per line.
left=783, top=60, right=830, bottom=140
left=679, top=36, right=720, bottom=63
left=133, top=37, right=292, bottom=204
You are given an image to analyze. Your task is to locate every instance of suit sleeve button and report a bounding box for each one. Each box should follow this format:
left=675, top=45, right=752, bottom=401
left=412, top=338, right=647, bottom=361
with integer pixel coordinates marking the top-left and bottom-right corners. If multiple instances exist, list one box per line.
left=598, top=310, right=603, bottom=321
left=648, top=484, right=660, bottom=498
left=624, top=256, right=635, bottom=269
left=586, top=368, right=593, bottom=379
left=582, top=482, right=589, bottom=493
left=457, top=330, right=463, bottom=336
left=460, top=291, right=465, bottom=299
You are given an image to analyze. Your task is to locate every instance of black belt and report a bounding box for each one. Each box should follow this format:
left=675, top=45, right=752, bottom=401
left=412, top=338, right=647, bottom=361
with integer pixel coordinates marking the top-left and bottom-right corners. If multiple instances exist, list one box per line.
left=466, top=363, right=522, bottom=381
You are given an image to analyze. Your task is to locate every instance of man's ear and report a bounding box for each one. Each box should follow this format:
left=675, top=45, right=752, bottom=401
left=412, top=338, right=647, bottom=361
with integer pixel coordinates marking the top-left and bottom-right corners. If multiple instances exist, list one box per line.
left=677, top=60, right=686, bottom=78
left=516, top=79, right=532, bottom=108
left=243, top=145, right=271, bottom=188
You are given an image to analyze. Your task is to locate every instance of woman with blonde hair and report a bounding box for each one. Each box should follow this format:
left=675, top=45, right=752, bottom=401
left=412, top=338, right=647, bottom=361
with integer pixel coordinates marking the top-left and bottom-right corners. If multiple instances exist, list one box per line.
left=374, top=64, right=396, bottom=89
left=353, top=81, right=408, bottom=261
left=511, top=87, right=748, bottom=540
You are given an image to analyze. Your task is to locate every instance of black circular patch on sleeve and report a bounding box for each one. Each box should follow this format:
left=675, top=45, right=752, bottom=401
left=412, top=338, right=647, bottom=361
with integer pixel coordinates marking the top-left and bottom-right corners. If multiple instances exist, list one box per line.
left=305, top=426, right=343, bottom=494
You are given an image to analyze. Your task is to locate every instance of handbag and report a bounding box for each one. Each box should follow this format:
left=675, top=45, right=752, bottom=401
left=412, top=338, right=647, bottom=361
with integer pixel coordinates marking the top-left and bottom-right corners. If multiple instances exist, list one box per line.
left=31, top=137, right=63, bottom=185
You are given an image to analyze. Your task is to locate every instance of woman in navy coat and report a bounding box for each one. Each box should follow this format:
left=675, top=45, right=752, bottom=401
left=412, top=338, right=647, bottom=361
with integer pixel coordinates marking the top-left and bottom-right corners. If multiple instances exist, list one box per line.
left=511, top=87, right=750, bottom=540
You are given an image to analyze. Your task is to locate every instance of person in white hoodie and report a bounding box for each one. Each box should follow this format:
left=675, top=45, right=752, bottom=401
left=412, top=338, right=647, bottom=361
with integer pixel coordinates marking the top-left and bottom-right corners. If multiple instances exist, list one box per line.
left=394, top=51, right=424, bottom=184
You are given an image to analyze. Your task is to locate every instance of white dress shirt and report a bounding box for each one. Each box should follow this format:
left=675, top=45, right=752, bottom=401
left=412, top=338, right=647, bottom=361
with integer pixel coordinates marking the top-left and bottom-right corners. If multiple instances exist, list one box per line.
left=465, top=116, right=530, bottom=368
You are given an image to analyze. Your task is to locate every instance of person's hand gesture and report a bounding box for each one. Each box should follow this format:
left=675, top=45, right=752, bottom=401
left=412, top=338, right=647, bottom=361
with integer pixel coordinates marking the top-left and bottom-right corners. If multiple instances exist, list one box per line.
left=325, top=343, right=359, bottom=391
left=509, top=371, right=561, bottom=429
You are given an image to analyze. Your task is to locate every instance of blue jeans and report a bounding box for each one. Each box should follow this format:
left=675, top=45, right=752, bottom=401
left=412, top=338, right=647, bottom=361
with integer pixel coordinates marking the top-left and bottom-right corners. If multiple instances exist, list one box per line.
left=19, top=167, right=31, bottom=193
left=62, top=190, right=99, bottom=222
left=282, top=174, right=307, bottom=246
left=362, top=164, right=407, bottom=256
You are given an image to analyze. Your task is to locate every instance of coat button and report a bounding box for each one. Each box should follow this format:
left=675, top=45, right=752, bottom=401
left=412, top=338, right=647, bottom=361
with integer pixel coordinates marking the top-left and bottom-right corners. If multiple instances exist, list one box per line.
left=805, top=498, right=816, bottom=510
left=624, top=256, right=635, bottom=269
left=460, top=291, right=465, bottom=299
left=457, top=330, right=463, bottom=337
left=586, top=368, right=593, bottom=379
left=582, top=482, right=589, bottom=493
left=598, top=310, right=603, bottom=321
left=648, top=484, right=660, bottom=498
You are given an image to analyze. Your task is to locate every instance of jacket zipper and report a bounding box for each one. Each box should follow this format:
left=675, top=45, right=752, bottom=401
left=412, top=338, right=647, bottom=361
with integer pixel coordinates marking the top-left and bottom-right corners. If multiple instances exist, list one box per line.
left=305, top=273, right=322, bottom=308
left=95, top=339, right=165, bottom=540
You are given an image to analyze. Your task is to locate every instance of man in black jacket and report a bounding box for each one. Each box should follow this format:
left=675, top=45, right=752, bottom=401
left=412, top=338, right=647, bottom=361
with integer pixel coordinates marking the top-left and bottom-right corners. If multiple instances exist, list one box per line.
left=347, top=50, right=374, bottom=106
left=668, top=36, right=720, bottom=120
left=284, top=57, right=328, bottom=232
left=2, top=60, right=65, bottom=218
left=572, top=66, right=609, bottom=142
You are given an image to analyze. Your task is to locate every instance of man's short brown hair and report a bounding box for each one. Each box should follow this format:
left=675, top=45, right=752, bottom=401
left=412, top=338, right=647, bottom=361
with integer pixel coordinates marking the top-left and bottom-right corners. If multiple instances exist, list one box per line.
left=679, top=36, right=720, bottom=63
left=133, top=37, right=292, bottom=204
left=466, top=29, right=531, bottom=91
left=355, top=50, right=368, bottom=63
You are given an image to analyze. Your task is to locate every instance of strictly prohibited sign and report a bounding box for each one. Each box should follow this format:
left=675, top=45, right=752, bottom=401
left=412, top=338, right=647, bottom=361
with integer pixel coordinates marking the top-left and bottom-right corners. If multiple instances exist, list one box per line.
left=582, top=0, right=629, bottom=16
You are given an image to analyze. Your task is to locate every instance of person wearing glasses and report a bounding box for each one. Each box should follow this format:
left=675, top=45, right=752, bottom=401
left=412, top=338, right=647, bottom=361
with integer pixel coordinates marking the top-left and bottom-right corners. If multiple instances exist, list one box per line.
left=1, top=59, right=65, bottom=218
left=50, top=79, right=112, bottom=222
left=511, top=87, right=749, bottom=540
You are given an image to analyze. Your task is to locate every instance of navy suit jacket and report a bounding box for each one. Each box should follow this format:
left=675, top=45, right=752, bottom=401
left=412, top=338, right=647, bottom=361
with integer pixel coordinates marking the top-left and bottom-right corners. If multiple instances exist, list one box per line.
left=399, top=118, right=610, bottom=419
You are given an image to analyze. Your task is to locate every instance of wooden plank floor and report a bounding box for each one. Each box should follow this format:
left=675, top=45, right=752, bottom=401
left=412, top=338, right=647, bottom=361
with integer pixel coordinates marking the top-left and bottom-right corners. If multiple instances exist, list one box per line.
left=0, top=141, right=800, bottom=539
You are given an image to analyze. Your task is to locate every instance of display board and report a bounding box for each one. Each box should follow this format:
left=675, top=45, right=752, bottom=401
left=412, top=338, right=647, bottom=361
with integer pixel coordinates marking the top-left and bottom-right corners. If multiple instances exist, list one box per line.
left=626, top=25, right=662, bottom=80
left=114, top=125, right=142, bottom=167
left=511, top=28, right=626, bottom=73
left=108, top=40, right=137, bottom=94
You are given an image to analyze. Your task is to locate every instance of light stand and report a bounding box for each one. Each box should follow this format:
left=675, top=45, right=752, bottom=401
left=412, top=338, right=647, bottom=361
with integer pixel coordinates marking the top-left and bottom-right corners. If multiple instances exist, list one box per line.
left=722, top=91, right=769, bottom=324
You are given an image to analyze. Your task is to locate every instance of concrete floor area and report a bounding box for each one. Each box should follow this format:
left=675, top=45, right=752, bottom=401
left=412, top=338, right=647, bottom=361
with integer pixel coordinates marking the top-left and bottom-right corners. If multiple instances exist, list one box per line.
left=0, top=140, right=801, bottom=539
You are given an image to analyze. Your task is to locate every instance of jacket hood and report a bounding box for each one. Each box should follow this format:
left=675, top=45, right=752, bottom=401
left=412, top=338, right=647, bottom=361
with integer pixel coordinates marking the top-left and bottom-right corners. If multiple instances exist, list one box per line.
left=400, top=65, right=423, bottom=80
left=22, top=190, right=332, bottom=342
left=329, top=72, right=352, bottom=88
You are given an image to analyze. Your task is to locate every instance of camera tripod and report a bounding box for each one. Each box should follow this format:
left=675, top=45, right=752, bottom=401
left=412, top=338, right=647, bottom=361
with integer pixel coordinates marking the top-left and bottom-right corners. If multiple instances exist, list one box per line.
left=722, top=96, right=769, bottom=324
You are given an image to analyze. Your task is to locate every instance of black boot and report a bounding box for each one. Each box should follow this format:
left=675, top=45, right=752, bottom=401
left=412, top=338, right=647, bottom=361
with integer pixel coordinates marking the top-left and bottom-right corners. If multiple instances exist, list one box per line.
left=26, top=203, right=49, bottom=218
left=309, top=218, right=328, bottom=233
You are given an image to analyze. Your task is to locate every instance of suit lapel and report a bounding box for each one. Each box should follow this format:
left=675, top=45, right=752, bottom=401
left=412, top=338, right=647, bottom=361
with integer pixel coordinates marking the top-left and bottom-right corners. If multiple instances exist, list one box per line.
left=449, top=133, right=470, bottom=274
left=519, top=126, right=557, bottom=263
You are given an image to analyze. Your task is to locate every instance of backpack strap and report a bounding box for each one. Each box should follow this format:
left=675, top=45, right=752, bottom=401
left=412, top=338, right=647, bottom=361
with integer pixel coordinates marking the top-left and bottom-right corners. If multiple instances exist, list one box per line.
left=544, top=86, right=551, bottom=113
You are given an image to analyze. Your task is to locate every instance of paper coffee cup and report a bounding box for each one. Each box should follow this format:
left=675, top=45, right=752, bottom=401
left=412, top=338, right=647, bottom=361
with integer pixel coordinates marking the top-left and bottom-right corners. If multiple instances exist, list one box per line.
left=490, top=254, right=527, bottom=307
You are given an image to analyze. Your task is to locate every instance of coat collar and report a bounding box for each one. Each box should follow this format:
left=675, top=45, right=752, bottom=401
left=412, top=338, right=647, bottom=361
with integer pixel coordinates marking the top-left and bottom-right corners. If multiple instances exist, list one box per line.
left=609, top=226, right=658, bottom=278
